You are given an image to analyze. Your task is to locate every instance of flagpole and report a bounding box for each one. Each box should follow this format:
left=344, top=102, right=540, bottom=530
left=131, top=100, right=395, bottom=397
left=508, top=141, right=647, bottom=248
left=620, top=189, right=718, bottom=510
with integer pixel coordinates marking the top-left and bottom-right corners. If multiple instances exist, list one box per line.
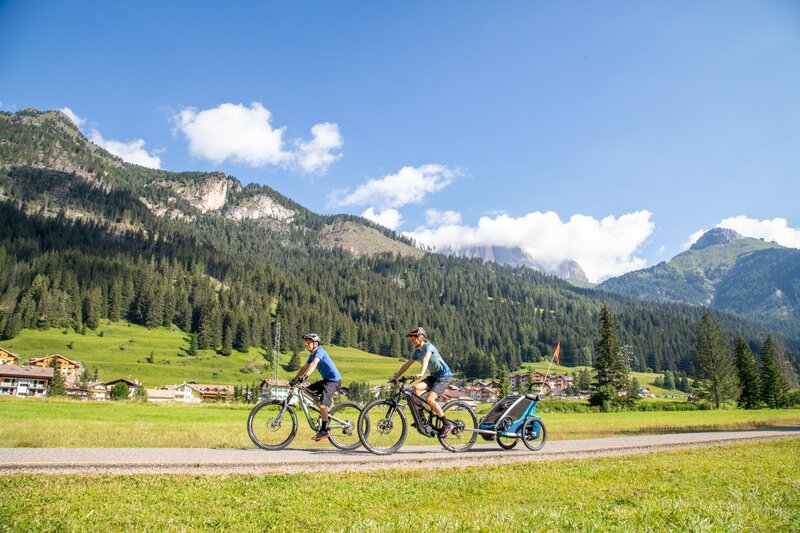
left=540, top=342, right=560, bottom=395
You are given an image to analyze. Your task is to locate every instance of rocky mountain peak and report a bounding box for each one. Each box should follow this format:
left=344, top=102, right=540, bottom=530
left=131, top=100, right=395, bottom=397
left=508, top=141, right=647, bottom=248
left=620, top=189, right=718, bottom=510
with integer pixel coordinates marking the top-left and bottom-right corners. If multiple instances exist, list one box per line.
left=176, top=174, right=239, bottom=213
left=690, top=228, right=743, bottom=250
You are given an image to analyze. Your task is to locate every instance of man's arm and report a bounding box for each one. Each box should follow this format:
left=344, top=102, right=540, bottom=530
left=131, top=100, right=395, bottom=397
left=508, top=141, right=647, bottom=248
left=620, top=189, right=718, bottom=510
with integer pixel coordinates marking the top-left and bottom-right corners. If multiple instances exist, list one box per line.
left=392, top=359, right=414, bottom=380
left=292, top=361, right=314, bottom=382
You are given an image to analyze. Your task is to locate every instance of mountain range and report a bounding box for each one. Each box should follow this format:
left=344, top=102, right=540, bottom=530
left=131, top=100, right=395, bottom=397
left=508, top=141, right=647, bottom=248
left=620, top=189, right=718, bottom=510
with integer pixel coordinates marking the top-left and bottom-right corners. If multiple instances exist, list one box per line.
left=0, top=108, right=797, bottom=379
left=597, top=228, right=800, bottom=337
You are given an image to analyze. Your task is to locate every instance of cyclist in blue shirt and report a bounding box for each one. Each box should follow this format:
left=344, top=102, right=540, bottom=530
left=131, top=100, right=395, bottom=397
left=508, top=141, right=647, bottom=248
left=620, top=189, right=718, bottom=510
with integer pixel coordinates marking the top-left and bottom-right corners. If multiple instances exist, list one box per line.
left=290, top=333, right=342, bottom=441
left=391, top=326, right=455, bottom=437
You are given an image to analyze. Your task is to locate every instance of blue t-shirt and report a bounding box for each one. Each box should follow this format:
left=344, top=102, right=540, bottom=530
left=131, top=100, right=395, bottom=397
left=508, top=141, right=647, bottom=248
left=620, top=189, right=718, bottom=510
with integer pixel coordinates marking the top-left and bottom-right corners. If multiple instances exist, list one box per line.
left=411, top=342, right=452, bottom=378
left=306, top=346, right=341, bottom=382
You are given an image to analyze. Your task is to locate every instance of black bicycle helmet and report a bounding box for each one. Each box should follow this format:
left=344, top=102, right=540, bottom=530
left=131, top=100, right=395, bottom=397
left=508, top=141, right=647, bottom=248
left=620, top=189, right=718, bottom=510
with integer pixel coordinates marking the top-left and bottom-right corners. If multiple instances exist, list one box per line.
left=407, top=326, right=427, bottom=338
left=302, top=333, right=322, bottom=343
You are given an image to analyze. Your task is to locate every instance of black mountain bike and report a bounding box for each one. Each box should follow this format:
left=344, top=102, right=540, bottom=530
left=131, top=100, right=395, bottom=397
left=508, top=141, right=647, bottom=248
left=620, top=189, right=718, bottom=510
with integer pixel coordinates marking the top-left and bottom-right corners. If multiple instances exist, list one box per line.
left=247, top=380, right=362, bottom=451
left=357, top=376, right=478, bottom=455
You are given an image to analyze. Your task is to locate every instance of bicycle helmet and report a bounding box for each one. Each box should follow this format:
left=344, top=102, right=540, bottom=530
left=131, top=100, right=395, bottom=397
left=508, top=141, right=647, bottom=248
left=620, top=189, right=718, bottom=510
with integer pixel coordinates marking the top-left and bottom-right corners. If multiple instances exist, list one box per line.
left=302, top=333, right=322, bottom=343
left=407, top=326, right=427, bottom=338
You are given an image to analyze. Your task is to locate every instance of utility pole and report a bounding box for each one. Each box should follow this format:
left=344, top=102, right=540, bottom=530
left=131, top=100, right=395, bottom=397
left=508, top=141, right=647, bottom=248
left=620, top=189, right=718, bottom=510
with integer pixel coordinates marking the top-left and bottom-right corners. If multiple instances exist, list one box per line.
left=272, top=322, right=281, bottom=380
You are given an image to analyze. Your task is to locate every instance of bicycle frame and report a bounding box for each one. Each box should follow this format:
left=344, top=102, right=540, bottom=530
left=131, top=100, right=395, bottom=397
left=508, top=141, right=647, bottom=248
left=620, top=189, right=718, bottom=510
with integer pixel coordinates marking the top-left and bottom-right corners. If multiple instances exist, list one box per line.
left=275, top=383, right=350, bottom=432
left=382, top=380, right=442, bottom=438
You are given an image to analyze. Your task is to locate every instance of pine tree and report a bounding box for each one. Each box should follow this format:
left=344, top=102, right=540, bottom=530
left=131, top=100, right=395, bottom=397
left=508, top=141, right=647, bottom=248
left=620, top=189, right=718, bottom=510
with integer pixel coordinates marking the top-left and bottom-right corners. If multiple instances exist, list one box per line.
left=287, top=348, right=301, bottom=371
left=48, top=359, right=66, bottom=397
left=694, top=311, right=738, bottom=408
left=760, top=336, right=788, bottom=408
left=733, top=336, right=760, bottom=409
left=664, top=370, right=676, bottom=390
left=590, top=303, right=629, bottom=407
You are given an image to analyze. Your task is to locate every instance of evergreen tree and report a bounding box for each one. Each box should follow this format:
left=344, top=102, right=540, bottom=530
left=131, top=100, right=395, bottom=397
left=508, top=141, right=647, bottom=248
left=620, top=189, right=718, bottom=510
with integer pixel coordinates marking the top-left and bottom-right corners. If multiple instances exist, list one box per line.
left=694, top=311, right=738, bottom=408
left=760, top=335, right=788, bottom=408
left=287, top=348, right=301, bottom=371
left=188, top=333, right=198, bottom=356
left=733, top=336, right=760, bottom=409
left=47, top=359, right=65, bottom=397
left=663, top=370, right=676, bottom=390
left=590, top=303, right=629, bottom=407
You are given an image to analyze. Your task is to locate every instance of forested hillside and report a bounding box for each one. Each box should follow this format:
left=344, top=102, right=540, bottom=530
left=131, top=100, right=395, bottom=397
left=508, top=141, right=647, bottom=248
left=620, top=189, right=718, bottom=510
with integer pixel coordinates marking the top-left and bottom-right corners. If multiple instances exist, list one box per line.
left=1, top=109, right=797, bottom=380
left=597, top=229, right=800, bottom=338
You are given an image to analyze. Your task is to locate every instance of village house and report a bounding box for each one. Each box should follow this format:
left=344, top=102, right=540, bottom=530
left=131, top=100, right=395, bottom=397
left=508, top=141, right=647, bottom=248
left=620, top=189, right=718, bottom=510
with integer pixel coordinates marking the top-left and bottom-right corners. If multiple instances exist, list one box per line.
left=509, top=370, right=573, bottom=394
left=0, top=365, right=54, bottom=397
left=28, top=354, right=83, bottom=386
left=0, top=347, right=22, bottom=365
left=145, top=388, right=176, bottom=403
left=170, top=382, right=205, bottom=403
left=259, top=379, right=290, bottom=401
left=65, top=378, right=142, bottom=401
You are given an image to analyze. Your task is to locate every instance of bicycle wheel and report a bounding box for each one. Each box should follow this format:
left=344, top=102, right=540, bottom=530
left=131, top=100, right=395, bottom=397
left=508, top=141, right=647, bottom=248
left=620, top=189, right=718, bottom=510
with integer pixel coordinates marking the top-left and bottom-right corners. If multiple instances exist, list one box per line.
left=327, top=401, right=362, bottom=451
left=438, top=400, right=478, bottom=453
left=496, top=417, right=518, bottom=450
left=358, top=399, right=407, bottom=455
left=521, top=417, right=547, bottom=451
left=247, top=400, right=298, bottom=450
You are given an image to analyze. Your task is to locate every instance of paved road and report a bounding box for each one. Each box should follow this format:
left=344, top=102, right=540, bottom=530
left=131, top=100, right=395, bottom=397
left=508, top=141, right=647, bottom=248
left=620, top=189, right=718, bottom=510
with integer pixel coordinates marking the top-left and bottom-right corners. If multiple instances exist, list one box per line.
left=1, top=428, right=798, bottom=475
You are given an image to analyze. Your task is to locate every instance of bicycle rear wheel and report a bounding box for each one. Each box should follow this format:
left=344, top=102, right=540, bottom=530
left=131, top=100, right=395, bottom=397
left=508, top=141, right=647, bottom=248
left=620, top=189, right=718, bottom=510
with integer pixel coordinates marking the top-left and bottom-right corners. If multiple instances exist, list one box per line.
left=358, top=399, right=407, bottom=455
left=438, top=400, right=478, bottom=453
left=247, top=400, right=298, bottom=450
left=521, top=417, right=547, bottom=451
left=327, top=401, right=362, bottom=451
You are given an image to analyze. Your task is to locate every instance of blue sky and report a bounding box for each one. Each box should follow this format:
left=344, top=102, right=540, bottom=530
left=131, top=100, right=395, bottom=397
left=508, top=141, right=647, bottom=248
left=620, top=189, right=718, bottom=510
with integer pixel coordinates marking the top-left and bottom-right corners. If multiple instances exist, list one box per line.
left=2, top=1, right=799, bottom=281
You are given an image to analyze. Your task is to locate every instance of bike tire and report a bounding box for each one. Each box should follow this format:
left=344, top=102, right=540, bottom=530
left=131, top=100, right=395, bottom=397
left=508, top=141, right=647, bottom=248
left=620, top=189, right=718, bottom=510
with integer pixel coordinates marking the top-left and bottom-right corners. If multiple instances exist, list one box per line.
left=327, top=401, right=363, bottom=451
left=438, top=400, right=478, bottom=453
left=358, top=399, right=407, bottom=455
left=521, top=418, right=547, bottom=451
left=247, top=400, right=298, bottom=450
left=496, top=417, right=518, bottom=450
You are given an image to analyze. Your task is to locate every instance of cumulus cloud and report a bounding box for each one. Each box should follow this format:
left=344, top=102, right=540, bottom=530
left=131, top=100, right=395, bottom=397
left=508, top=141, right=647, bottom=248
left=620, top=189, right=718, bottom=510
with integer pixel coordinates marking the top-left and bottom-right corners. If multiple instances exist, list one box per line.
left=405, top=210, right=655, bottom=283
left=424, top=209, right=462, bottom=226
left=362, top=207, right=403, bottom=230
left=174, top=102, right=342, bottom=173
left=296, top=122, right=343, bottom=173
left=60, top=107, right=85, bottom=127
left=688, top=216, right=800, bottom=249
left=89, top=130, right=162, bottom=169
left=330, top=164, right=457, bottom=209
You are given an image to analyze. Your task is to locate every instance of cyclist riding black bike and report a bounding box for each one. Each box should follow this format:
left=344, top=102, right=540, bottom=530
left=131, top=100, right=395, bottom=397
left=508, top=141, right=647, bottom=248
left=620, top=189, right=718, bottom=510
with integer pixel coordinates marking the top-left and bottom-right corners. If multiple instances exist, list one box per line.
left=290, top=333, right=342, bottom=441
left=391, top=326, right=455, bottom=437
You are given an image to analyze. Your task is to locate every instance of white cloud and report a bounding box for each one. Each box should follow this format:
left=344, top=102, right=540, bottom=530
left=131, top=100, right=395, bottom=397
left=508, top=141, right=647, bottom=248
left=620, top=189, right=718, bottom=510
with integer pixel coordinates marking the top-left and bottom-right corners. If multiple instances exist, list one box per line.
left=296, top=122, right=343, bottom=173
left=718, top=216, right=800, bottom=248
left=330, top=164, right=457, bottom=209
left=685, top=229, right=707, bottom=249
left=89, top=130, right=162, bottom=169
left=175, top=102, right=342, bottom=173
left=362, top=207, right=403, bottom=230
left=424, top=209, right=462, bottom=226
left=60, top=107, right=85, bottom=127
left=405, top=210, right=655, bottom=283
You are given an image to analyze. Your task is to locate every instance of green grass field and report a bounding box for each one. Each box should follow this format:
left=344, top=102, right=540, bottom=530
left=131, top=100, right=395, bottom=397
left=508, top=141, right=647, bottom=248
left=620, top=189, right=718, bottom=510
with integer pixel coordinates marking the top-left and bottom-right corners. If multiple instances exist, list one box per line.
left=0, top=321, right=401, bottom=387
left=2, top=397, right=799, bottom=448
left=1, top=438, right=798, bottom=531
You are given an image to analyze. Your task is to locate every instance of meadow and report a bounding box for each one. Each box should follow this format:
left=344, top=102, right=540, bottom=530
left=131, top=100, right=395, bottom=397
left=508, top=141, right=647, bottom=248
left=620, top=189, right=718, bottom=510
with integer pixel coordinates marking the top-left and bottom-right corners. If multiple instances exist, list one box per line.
left=1, top=438, right=798, bottom=531
left=2, top=397, right=799, bottom=448
left=0, top=322, right=402, bottom=387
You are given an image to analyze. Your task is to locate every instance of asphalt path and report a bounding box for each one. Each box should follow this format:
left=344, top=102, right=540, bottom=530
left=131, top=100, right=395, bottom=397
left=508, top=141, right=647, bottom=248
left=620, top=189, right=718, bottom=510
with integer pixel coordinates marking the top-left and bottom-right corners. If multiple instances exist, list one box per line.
left=1, top=428, right=798, bottom=475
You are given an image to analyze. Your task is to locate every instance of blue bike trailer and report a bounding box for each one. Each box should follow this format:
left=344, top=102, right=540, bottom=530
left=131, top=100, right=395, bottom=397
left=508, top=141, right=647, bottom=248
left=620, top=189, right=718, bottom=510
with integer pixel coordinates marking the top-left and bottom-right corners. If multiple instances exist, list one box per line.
left=479, top=393, right=539, bottom=436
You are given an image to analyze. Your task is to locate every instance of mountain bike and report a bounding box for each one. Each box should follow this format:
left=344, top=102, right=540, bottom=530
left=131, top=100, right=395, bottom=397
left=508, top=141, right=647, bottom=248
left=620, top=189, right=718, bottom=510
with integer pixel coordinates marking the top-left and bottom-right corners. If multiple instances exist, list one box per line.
left=247, top=380, right=362, bottom=450
left=357, top=376, right=478, bottom=455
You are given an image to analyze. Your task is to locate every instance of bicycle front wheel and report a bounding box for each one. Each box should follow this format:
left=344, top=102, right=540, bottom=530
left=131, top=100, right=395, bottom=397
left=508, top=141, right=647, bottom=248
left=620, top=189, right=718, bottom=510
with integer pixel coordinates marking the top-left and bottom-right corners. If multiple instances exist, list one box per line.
left=328, top=401, right=363, bottom=451
left=247, top=400, right=298, bottom=450
left=438, top=400, right=478, bottom=453
left=358, top=399, right=407, bottom=455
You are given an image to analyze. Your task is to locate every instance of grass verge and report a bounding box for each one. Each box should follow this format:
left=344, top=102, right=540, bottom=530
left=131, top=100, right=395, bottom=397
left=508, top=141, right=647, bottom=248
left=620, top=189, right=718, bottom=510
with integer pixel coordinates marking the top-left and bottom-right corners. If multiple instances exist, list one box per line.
left=1, top=439, right=798, bottom=531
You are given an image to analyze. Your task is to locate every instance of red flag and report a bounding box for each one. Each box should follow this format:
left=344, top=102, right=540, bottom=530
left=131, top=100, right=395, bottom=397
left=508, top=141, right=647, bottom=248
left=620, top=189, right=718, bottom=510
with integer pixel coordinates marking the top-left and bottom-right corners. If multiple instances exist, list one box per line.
left=553, top=341, right=561, bottom=364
